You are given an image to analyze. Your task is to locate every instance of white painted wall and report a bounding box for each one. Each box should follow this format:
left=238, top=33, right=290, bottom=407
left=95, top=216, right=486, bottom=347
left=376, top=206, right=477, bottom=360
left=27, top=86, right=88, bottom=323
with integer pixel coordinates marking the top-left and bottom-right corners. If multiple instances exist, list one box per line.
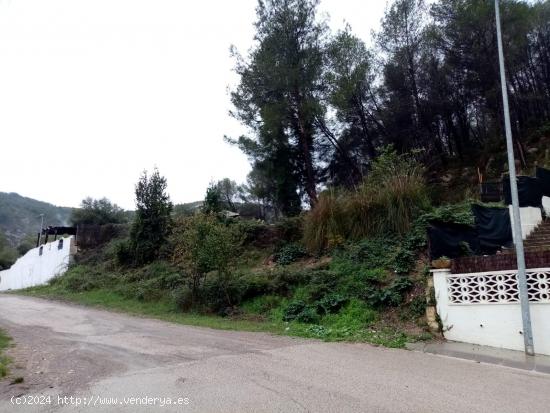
left=508, top=206, right=542, bottom=240
left=433, top=268, right=550, bottom=356
left=543, top=196, right=550, bottom=217
left=0, top=236, right=75, bottom=291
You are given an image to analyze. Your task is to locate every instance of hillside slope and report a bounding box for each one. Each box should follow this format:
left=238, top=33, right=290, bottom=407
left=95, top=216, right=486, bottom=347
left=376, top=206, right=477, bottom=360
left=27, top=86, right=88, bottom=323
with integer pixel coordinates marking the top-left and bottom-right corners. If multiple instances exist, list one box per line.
left=0, top=192, right=72, bottom=247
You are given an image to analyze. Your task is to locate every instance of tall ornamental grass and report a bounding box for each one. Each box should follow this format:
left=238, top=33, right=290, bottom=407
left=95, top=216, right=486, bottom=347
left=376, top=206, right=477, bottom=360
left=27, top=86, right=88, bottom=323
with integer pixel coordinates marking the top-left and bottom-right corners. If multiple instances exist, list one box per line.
left=304, top=148, right=430, bottom=252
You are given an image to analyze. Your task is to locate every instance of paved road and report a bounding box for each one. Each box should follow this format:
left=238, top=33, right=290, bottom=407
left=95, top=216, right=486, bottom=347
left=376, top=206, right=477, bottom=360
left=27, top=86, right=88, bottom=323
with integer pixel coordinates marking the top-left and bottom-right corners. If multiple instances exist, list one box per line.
left=0, top=295, right=549, bottom=413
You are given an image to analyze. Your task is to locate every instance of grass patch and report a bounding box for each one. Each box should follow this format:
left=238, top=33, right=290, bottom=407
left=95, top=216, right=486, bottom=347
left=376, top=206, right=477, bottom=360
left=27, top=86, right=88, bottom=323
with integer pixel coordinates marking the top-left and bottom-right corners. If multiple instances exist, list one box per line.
left=19, top=287, right=283, bottom=334
left=17, top=286, right=428, bottom=348
left=0, top=329, right=12, bottom=378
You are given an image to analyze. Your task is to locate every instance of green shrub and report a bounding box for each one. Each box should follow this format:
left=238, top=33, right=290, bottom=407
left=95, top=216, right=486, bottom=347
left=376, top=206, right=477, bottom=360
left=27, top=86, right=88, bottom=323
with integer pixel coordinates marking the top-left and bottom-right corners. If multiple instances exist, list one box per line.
left=275, top=243, right=307, bottom=265
left=54, top=265, right=116, bottom=292
left=0, top=242, right=17, bottom=270
left=331, top=238, right=397, bottom=274
left=237, top=272, right=271, bottom=300
left=322, top=299, right=377, bottom=331
left=267, top=267, right=313, bottom=295
left=421, top=202, right=475, bottom=226
left=369, top=277, right=413, bottom=308
left=315, top=293, right=348, bottom=315
left=172, top=286, right=193, bottom=311
left=241, top=295, right=283, bottom=315
left=235, top=219, right=269, bottom=245
left=274, top=216, right=304, bottom=243
left=114, top=240, right=133, bottom=266
left=171, top=213, right=243, bottom=304
left=283, top=300, right=319, bottom=323
left=282, top=300, right=306, bottom=321
left=200, top=274, right=235, bottom=314
left=406, top=295, right=427, bottom=320
left=0, top=329, right=11, bottom=378
left=294, top=300, right=378, bottom=340
left=139, top=277, right=173, bottom=301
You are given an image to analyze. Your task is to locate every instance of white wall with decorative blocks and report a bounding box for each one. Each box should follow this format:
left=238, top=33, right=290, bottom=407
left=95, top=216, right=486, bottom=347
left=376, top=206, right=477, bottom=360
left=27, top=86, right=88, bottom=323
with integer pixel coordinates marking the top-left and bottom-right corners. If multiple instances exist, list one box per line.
left=433, top=268, right=550, bottom=356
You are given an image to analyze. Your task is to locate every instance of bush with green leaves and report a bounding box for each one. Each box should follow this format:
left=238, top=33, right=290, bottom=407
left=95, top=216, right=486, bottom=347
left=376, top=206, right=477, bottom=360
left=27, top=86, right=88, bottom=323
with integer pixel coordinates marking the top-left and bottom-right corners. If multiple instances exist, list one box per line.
left=368, top=277, right=413, bottom=308
left=406, top=295, right=427, bottom=320
left=331, top=238, right=397, bottom=273
left=315, top=293, right=348, bottom=316
left=172, top=286, right=194, bottom=311
left=49, top=265, right=117, bottom=292
left=170, top=213, right=242, bottom=307
left=275, top=243, right=307, bottom=265
left=421, top=202, right=475, bottom=226
left=235, top=219, right=269, bottom=245
left=283, top=300, right=319, bottom=323
left=113, top=239, right=133, bottom=266
left=240, top=295, right=283, bottom=315
left=0, top=232, right=16, bottom=270
left=321, top=299, right=377, bottom=331
left=0, top=329, right=11, bottom=378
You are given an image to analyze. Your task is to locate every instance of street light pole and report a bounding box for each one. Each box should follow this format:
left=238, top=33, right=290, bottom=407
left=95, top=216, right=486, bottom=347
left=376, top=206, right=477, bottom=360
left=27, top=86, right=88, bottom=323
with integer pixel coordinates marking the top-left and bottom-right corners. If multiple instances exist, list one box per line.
left=38, top=214, right=44, bottom=246
left=494, top=0, right=534, bottom=356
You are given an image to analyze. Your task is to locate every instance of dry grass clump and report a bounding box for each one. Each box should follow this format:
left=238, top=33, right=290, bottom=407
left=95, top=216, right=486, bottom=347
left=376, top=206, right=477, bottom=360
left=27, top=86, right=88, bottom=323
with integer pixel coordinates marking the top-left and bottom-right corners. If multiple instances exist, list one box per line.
left=304, top=148, right=430, bottom=252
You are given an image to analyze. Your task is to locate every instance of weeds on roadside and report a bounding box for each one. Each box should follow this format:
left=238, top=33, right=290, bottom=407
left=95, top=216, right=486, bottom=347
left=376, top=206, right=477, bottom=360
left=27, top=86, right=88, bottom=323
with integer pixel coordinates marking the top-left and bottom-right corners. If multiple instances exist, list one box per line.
left=0, top=329, right=12, bottom=378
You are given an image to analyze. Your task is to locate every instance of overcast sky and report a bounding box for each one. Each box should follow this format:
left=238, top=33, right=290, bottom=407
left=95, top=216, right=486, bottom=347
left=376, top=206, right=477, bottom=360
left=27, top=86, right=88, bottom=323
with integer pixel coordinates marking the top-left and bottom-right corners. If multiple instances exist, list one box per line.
left=0, top=0, right=388, bottom=209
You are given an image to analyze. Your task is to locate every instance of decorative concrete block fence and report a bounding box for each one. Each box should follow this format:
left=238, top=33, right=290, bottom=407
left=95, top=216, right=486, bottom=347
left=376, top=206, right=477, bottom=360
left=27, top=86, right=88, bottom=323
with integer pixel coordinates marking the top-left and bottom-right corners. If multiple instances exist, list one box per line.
left=432, top=267, right=550, bottom=355
left=0, top=236, right=76, bottom=291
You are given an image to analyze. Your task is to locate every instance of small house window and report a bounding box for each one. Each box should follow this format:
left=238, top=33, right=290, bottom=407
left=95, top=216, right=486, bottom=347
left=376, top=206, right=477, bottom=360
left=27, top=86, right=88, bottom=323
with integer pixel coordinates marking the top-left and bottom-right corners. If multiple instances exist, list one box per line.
left=39, top=246, right=43, bottom=256
left=58, top=239, right=64, bottom=250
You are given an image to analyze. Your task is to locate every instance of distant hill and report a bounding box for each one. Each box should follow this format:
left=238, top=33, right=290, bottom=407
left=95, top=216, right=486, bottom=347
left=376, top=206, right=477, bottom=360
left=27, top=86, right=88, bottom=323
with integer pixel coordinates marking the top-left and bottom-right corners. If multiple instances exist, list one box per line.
left=0, top=192, right=72, bottom=247
left=173, top=201, right=203, bottom=216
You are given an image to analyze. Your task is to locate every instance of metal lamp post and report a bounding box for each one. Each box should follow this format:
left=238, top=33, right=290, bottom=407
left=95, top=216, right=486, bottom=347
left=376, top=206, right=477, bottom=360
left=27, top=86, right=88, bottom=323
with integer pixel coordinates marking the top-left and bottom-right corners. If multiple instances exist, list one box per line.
left=494, top=0, right=534, bottom=356
left=38, top=214, right=44, bottom=246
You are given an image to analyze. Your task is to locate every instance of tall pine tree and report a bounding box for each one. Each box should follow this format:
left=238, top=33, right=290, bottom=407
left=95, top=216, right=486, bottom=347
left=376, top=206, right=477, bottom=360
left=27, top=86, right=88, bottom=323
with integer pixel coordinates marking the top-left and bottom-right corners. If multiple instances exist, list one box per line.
left=230, top=0, right=326, bottom=212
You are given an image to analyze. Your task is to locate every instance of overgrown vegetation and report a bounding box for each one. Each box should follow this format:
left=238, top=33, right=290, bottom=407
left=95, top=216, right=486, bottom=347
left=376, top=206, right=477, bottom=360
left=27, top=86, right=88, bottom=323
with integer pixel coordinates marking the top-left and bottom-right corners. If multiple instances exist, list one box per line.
left=0, top=329, right=12, bottom=378
left=21, top=196, right=438, bottom=347
left=16, top=149, right=495, bottom=349
left=304, top=148, right=430, bottom=252
left=170, top=213, right=242, bottom=307
left=228, top=0, right=550, bottom=217
left=0, top=231, right=17, bottom=270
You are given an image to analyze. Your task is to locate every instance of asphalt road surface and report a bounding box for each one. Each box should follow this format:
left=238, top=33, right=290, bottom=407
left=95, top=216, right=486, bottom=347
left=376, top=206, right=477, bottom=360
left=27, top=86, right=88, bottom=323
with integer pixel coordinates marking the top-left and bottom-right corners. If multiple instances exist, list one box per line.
left=0, top=294, right=549, bottom=413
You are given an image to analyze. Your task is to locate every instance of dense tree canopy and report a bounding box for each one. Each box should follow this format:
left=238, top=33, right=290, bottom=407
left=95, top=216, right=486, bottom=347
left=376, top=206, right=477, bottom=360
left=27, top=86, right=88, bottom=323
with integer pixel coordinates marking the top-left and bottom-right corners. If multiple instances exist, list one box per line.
left=230, top=0, right=550, bottom=216
left=71, top=197, right=127, bottom=226
left=203, top=178, right=242, bottom=213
